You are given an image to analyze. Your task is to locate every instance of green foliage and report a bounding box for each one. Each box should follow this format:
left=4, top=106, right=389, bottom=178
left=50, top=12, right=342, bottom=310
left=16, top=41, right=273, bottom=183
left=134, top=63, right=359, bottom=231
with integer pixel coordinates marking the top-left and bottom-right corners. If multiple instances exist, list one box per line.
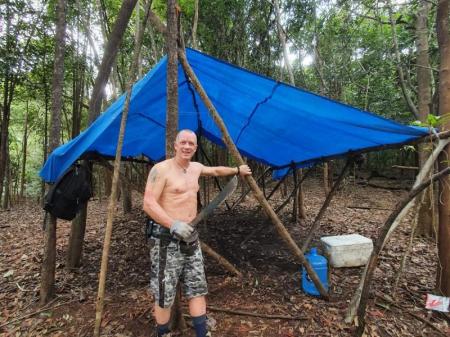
left=1, top=0, right=445, bottom=199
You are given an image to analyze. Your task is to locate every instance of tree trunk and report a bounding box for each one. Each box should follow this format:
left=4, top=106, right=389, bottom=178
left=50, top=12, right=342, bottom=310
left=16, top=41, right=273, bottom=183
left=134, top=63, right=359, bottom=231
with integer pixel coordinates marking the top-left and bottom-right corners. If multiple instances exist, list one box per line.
left=415, top=0, right=435, bottom=237
left=192, top=0, right=199, bottom=49
left=121, top=164, right=132, bottom=213
left=0, top=2, right=12, bottom=207
left=88, top=0, right=138, bottom=124
left=166, top=0, right=186, bottom=331
left=40, top=0, right=66, bottom=306
left=387, top=0, right=419, bottom=118
left=67, top=0, right=138, bottom=270
left=20, top=100, right=29, bottom=199
left=273, top=0, right=306, bottom=219
left=436, top=0, right=450, bottom=296
left=2, top=148, right=10, bottom=209
left=166, top=0, right=179, bottom=157
left=67, top=204, right=87, bottom=268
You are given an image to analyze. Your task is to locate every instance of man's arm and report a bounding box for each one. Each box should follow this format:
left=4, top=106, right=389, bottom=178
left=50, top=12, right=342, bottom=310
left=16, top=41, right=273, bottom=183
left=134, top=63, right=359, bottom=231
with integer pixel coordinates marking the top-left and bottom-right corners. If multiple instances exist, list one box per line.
left=200, top=164, right=252, bottom=177
left=142, top=165, right=173, bottom=228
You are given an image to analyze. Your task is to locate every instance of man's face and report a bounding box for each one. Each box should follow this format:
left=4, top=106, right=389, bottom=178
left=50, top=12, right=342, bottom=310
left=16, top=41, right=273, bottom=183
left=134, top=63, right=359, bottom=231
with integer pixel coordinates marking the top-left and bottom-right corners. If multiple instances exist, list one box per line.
left=174, top=131, right=197, bottom=160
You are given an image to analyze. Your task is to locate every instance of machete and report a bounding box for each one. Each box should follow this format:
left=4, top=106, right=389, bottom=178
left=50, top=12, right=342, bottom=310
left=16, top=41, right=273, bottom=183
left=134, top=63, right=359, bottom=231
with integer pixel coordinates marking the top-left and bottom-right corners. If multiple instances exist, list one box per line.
left=190, top=175, right=238, bottom=227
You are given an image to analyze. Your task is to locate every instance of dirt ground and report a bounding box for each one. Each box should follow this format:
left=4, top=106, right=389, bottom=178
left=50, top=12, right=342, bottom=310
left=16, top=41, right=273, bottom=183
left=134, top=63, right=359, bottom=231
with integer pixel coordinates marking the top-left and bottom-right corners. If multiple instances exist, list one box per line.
left=1, top=175, right=449, bottom=336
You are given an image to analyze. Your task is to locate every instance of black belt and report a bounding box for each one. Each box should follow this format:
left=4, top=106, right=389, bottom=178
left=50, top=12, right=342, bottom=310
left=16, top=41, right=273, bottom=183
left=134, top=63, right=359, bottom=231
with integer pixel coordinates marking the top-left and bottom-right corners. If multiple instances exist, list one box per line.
left=146, top=219, right=196, bottom=246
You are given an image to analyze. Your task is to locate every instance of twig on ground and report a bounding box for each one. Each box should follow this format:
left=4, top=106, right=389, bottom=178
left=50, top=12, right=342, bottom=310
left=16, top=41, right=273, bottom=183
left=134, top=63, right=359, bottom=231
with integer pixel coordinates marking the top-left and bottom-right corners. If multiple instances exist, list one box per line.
left=206, top=305, right=307, bottom=320
left=0, top=298, right=77, bottom=329
left=375, top=293, right=447, bottom=337
left=347, top=205, right=393, bottom=211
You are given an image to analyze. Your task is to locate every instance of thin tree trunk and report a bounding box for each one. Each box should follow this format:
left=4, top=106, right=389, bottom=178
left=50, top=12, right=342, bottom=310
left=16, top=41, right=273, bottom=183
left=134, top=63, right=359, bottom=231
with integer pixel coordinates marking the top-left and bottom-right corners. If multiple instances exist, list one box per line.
left=166, top=0, right=186, bottom=331
left=273, top=0, right=306, bottom=219
left=415, top=0, right=435, bottom=237
left=121, top=164, right=132, bottom=213
left=2, top=149, right=10, bottom=209
left=20, top=101, right=29, bottom=199
left=40, top=0, right=66, bottom=306
left=323, top=163, right=330, bottom=196
left=67, top=0, right=138, bottom=271
left=192, top=0, right=199, bottom=49
left=67, top=204, right=87, bottom=268
left=387, top=0, right=419, bottom=118
left=436, top=0, right=450, bottom=296
left=0, top=3, right=13, bottom=206
left=166, top=0, right=179, bottom=157
left=88, top=0, right=138, bottom=124
left=135, top=0, right=142, bottom=78
left=41, top=66, right=50, bottom=203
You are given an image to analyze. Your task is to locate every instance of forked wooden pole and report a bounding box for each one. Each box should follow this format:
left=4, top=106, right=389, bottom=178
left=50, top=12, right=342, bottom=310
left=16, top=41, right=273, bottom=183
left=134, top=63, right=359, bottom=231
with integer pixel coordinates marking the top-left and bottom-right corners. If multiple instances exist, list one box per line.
left=178, top=48, right=329, bottom=299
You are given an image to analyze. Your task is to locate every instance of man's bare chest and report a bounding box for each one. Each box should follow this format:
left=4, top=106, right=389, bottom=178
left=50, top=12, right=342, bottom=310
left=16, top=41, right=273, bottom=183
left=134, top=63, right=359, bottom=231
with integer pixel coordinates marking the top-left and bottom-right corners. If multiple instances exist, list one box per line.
left=165, top=173, right=200, bottom=195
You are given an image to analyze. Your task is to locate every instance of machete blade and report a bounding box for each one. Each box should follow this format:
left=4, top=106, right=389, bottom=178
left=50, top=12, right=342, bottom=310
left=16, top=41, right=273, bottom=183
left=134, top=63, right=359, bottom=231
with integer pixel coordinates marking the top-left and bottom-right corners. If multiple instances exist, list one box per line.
left=190, top=175, right=238, bottom=227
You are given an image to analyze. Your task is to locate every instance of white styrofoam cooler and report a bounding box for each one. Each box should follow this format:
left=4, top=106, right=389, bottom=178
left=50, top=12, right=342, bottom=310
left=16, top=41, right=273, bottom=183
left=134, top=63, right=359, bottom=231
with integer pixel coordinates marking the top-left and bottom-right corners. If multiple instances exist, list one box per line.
left=320, top=234, right=373, bottom=267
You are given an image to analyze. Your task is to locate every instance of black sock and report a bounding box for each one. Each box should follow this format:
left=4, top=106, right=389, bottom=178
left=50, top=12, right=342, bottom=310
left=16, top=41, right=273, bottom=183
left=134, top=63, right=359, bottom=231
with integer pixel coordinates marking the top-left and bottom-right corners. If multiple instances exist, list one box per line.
left=156, top=322, right=170, bottom=337
left=192, top=314, right=208, bottom=337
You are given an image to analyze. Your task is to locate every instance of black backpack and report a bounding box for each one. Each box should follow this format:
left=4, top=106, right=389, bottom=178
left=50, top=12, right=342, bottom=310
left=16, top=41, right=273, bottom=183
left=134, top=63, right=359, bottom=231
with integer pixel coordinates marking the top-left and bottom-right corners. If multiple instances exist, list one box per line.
left=43, top=163, right=92, bottom=221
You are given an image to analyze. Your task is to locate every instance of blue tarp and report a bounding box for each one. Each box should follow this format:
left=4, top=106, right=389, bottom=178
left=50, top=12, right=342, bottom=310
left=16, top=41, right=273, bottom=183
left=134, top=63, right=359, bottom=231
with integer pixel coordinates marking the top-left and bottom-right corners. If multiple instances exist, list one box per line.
left=40, top=48, right=428, bottom=183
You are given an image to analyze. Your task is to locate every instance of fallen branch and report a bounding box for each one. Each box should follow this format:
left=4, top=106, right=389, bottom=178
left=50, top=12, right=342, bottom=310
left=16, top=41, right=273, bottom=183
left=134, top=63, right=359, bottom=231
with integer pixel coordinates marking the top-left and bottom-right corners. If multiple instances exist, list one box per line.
left=200, top=242, right=242, bottom=277
left=0, top=298, right=76, bottom=329
left=375, top=293, right=448, bottom=337
left=207, top=306, right=307, bottom=320
left=392, top=165, right=419, bottom=170
left=347, top=206, right=393, bottom=211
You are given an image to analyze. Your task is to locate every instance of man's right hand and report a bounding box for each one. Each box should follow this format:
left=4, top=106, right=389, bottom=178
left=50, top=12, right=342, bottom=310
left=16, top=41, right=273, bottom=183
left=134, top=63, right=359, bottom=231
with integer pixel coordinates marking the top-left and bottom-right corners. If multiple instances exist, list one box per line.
left=170, top=220, right=196, bottom=241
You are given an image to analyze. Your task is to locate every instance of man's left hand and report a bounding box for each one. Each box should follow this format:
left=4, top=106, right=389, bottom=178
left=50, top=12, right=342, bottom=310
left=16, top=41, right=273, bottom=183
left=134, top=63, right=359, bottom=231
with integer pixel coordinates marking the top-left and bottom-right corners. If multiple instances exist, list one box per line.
left=239, top=164, right=252, bottom=176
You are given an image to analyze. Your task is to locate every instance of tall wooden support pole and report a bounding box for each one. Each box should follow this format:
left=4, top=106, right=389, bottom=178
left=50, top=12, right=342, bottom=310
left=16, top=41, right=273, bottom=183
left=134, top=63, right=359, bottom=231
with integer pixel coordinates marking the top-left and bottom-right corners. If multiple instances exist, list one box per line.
left=436, top=0, right=450, bottom=296
left=93, top=1, right=151, bottom=335
left=178, top=49, right=329, bottom=299
left=302, top=159, right=352, bottom=252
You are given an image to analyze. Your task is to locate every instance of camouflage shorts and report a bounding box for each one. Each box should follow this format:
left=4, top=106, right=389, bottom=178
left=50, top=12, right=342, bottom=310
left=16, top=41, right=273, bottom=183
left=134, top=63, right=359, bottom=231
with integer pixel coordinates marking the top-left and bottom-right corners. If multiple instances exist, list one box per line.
left=149, top=234, right=208, bottom=308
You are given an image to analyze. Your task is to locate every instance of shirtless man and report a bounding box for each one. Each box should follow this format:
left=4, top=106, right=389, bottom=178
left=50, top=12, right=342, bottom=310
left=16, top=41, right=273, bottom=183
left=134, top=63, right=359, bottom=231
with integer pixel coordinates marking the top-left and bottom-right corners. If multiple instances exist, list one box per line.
left=143, top=129, right=251, bottom=337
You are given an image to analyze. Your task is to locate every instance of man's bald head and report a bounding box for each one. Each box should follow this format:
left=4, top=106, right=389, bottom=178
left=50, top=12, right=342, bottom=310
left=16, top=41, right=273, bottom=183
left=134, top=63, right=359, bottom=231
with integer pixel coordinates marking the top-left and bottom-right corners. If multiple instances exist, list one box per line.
left=175, top=129, right=197, bottom=143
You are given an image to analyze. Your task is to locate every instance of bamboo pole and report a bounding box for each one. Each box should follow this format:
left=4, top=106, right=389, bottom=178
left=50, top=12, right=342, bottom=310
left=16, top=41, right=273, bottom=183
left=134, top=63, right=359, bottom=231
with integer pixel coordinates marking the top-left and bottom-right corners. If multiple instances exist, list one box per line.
left=93, top=2, right=152, bottom=335
left=178, top=48, right=329, bottom=299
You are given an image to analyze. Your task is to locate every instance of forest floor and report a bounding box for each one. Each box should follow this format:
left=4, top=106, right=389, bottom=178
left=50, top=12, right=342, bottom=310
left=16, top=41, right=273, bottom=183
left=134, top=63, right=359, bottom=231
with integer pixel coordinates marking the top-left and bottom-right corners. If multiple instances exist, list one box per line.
left=1, top=175, right=449, bottom=337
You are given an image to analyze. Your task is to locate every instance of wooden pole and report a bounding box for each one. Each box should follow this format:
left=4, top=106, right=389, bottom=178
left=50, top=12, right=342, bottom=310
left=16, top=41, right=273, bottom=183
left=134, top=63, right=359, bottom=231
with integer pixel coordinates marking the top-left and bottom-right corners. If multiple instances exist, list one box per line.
left=346, top=138, right=450, bottom=322
left=178, top=48, right=329, bottom=299
left=355, top=167, right=450, bottom=336
left=93, top=1, right=151, bottom=335
left=302, top=159, right=352, bottom=252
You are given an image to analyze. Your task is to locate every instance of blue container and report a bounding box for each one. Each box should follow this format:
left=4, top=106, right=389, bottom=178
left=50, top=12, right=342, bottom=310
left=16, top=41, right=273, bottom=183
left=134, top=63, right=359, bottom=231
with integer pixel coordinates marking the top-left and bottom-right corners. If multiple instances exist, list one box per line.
left=302, top=247, right=328, bottom=296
